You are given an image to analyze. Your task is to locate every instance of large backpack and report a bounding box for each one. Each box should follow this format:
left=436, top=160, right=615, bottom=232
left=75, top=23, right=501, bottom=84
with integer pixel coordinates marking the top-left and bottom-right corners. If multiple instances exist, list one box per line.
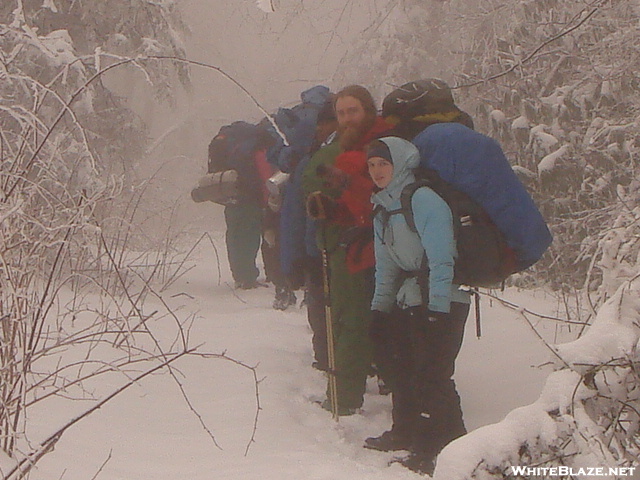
left=206, top=121, right=272, bottom=204
left=393, top=168, right=514, bottom=288
left=411, top=122, right=553, bottom=273
left=207, top=121, right=267, bottom=174
left=382, top=79, right=475, bottom=137
left=267, top=85, right=331, bottom=172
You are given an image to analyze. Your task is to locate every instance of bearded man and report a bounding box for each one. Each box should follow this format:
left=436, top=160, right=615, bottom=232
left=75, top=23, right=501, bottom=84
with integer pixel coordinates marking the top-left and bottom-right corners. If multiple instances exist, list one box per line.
left=302, top=85, right=390, bottom=415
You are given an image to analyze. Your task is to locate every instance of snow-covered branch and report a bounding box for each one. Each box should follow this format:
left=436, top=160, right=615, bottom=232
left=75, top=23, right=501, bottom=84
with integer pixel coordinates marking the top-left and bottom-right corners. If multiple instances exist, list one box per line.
left=435, top=277, right=640, bottom=479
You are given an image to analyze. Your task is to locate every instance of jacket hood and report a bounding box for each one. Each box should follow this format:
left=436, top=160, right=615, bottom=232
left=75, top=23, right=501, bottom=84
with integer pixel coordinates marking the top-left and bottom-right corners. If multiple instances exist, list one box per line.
left=371, top=137, right=420, bottom=206
left=301, top=85, right=331, bottom=106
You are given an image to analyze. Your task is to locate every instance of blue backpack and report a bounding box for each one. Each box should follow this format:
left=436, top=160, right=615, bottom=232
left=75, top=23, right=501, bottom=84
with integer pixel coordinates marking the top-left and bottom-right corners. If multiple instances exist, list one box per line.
left=207, top=121, right=272, bottom=204
left=411, top=122, right=552, bottom=273
left=267, top=85, right=331, bottom=172
left=207, top=121, right=266, bottom=174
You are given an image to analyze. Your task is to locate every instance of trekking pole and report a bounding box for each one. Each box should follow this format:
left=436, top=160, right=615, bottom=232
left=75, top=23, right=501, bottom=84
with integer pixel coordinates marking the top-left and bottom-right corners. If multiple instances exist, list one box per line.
left=320, top=222, right=339, bottom=421
left=473, top=288, right=482, bottom=338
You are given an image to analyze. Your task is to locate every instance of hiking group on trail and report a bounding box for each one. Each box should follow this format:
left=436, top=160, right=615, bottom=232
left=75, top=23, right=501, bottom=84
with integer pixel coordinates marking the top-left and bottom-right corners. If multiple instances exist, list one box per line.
left=191, top=80, right=553, bottom=475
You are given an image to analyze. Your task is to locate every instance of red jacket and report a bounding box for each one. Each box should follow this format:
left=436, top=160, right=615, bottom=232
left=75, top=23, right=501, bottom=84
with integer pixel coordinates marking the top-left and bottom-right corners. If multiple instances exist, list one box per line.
left=333, top=116, right=392, bottom=273
left=335, top=117, right=391, bottom=226
left=254, top=149, right=275, bottom=206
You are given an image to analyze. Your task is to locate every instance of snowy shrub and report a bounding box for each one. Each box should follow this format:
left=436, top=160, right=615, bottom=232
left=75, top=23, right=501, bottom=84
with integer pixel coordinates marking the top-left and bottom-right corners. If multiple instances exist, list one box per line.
left=434, top=276, right=640, bottom=479
left=0, top=0, right=194, bottom=466
left=450, top=0, right=640, bottom=296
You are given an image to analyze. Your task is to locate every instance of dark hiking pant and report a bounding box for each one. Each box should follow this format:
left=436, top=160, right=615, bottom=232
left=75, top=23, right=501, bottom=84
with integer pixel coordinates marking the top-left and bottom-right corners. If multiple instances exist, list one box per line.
left=326, top=247, right=373, bottom=410
left=304, top=256, right=328, bottom=368
left=374, top=302, right=469, bottom=455
left=224, top=203, right=262, bottom=284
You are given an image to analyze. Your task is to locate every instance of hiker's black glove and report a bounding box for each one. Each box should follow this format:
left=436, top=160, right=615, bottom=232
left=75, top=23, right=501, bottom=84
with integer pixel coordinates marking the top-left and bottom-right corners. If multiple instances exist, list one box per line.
left=426, top=310, right=449, bottom=323
left=407, top=307, right=448, bottom=341
left=369, top=310, right=392, bottom=344
left=407, top=306, right=448, bottom=328
left=306, top=191, right=336, bottom=220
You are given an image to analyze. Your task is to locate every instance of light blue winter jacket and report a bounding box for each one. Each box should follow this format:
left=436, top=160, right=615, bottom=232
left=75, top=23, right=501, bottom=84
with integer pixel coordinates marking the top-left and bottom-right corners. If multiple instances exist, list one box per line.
left=370, top=137, right=470, bottom=314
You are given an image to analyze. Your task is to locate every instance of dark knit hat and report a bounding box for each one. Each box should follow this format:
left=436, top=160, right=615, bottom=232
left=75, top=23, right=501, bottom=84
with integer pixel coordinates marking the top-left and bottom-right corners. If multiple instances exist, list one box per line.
left=382, top=79, right=456, bottom=121
left=366, top=139, right=393, bottom=164
left=317, top=98, right=337, bottom=124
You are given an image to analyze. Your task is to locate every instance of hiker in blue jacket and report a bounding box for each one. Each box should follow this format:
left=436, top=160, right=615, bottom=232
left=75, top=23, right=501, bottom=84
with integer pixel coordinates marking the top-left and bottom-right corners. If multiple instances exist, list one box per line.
left=267, top=85, right=332, bottom=309
left=364, top=136, right=470, bottom=475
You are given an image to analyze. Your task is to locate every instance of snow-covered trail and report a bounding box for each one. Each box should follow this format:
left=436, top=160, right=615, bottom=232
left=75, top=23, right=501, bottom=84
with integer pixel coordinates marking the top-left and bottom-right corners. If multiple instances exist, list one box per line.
left=28, top=239, right=561, bottom=480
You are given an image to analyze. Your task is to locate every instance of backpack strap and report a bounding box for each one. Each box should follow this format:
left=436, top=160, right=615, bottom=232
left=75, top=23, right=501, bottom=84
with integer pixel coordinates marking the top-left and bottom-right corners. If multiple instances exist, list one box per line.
left=399, top=180, right=438, bottom=234
left=400, top=171, right=472, bottom=240
left=372, top=204, right=383, bottom=221
left=372, top=203, right=405, bottom=245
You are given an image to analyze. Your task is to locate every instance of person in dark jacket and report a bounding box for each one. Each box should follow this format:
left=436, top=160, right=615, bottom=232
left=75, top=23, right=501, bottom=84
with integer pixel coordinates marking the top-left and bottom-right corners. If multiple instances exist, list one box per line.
left=207, top=122, right=273, bottom=289
left=267, top=86, right=332, bottom=309
left=292, top=99, right=338, bottom=369
left=364, top=136, right=470, bottom=475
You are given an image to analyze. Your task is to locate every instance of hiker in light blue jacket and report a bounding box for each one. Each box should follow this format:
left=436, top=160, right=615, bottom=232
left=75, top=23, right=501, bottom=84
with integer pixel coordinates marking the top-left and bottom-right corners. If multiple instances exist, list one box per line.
left=364, top=136, right=470, bottom=475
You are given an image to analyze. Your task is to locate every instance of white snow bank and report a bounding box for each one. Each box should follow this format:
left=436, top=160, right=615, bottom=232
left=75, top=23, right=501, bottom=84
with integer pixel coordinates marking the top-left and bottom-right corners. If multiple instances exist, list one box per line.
left=12, top=238, right=555, bottom=480
left=434, top=278, right=640, bottom=479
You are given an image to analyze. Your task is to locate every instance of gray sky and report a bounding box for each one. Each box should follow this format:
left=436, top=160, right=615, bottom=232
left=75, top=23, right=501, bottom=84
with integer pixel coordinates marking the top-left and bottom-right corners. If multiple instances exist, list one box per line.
left=135, top=1, right=388, bottom=223
left=180, top=1, right=385, bottom=123
left=135, top=2, right=389, bottom=180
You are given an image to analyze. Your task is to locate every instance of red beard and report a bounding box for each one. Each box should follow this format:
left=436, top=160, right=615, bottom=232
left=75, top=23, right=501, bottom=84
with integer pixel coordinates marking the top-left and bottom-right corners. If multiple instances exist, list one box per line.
left=337, top=114, right=376, bottom=151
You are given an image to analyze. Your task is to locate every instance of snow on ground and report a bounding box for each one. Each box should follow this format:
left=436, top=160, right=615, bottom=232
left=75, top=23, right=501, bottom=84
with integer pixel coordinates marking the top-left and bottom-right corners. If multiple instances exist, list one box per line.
left=23, top=234, right=567, bottom=480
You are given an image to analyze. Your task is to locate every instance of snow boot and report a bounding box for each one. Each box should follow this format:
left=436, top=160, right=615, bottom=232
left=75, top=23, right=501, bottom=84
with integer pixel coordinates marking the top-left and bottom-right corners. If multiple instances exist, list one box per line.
left=399, top=452, right=436, bottom=476
left=364, top=430, right=412, bottom=452
left=312, top=361, right=328, bottom=372
left=273, top=286, right=297, bottom=310
left=235, top=280, right=257, bottom=290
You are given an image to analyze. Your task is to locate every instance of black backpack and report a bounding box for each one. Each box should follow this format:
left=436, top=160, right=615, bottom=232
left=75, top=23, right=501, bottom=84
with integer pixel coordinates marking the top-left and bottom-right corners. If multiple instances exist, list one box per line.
left=207, top=121, right=267, bottom=174
left=383, top=168, right=514, bottom=288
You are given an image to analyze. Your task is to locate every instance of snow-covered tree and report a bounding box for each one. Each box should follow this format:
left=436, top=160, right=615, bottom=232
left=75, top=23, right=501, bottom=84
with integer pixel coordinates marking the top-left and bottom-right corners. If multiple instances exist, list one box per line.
left=449, top=0, right=640, bottom=296
left=332, top=0, right=454, bottom=98
left=332, top=0, right=639, bottom=299
left=435, top=275, right=640, bottom=479
left=0, top=0, right=192, bottom=463
left=297, top=0, right=640, bottom=473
